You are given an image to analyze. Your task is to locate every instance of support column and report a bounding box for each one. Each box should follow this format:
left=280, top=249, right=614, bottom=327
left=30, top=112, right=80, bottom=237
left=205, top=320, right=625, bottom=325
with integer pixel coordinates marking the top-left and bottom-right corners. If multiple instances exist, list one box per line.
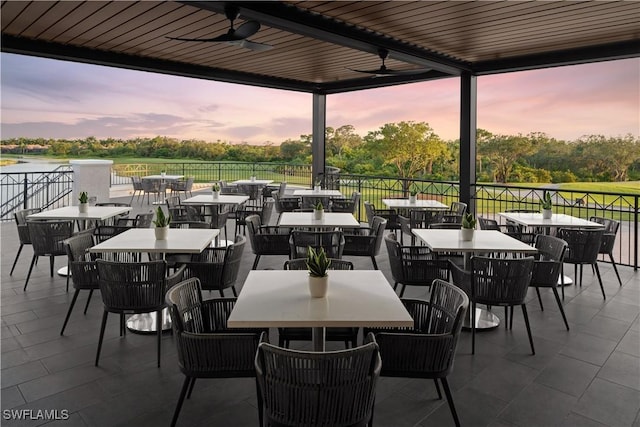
left=312, top=93, right=326, bottom=186
left=70, top=159, right=113, bottom=204
left=459, top=72, right=477, bottom=212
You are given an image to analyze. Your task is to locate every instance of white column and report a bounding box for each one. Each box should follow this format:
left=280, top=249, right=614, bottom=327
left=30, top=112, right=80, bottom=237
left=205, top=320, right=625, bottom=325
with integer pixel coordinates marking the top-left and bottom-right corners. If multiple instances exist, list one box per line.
left=70, top=159, right=113, bottom=204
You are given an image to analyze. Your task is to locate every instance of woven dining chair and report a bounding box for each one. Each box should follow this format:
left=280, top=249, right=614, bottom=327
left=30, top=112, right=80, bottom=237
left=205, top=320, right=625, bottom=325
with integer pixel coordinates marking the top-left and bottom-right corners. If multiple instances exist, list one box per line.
left=342, top=216, right=387, bottom=269
left=589, top=216, right=623, bottom=286
left=245, top=214, right=291, bottom=269
left=24, top=220, right=75, bottom=291
left=10, top=207, right=41, bottom=276
left=556, top=228, right=606, bottom=299
left=289, top=229, right=345, bottom=259
left=255, top=332, right=381, bottom=427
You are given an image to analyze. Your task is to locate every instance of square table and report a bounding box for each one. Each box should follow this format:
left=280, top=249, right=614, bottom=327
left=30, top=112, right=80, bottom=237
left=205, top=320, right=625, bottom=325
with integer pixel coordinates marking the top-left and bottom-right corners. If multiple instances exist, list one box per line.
left=293, top=189, right=343, bottom=197
left=382, top=198, right=449, bottom=210
left=497, top=212, right=604, bottom=229
left=182, top=194, right=250, bottom=206
left=278, top=212, right=360, bottom=229
left=90, top=228, right=218, bottom=333
left=27, top=205, right=131, bottom=221
left=228, top=270, right=414, bottom=351
left=412, top=229, right=537, bottom=330
left=142, top=174, right=184, bottom=181
left=231, top=179, right=273, bottom=186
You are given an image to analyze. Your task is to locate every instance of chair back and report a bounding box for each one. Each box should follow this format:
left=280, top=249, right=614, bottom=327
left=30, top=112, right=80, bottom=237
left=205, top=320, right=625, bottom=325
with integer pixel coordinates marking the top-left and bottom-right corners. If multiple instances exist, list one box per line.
left=589, top=216, right=619, bottom=253
left=134, top=212, right=154, bottom=228
left=14, top=208, right=42, bottom=244
left=329, top=198, right=356, bottom=213
left=184, top=236, right=246, bottom=292
left=165, top=196, right=181, bottom=209
left=184, top=205, right=205, bottom=222
left=370, top=216, right=388, bottom=255
left=557, top=228, right=604, bottom=264
left=94, top=224, right=132, bottom=242
left=478, top=216, right=501, bottom=230
left=468, top=256, right=534, bottom=306
left=363, top=201, right=376, bottom=225
left=131, top=176, right=143, bottom=190
left=449, top=202, right=467, bottom=216
left=278, top=181, right=287, bottom=195
left=255, top=334, right=381, bottom=427
left=274, top=195, right=300, bottom=213
left=261, top=200, right=274, bottom=225
left=384, top=233, right=449, bottom=287
left=65, top=231, right=99, bottom=290
left=410, top=210, right=442, bottom=229
left=531, top=234, right=567, bottom=287
left=289, top=230, right=345, bottom=259
left=27, top=220, right=74, bottom=256
left=284, top=258, right=354, bottom=271
left=170, top=221, right=210, bottom=229
left=97, top=259, right=169, bottom=312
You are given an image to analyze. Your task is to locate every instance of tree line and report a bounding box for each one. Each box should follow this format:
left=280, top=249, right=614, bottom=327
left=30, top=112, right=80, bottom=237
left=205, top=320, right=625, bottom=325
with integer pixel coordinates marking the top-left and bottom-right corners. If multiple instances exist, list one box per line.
left=2, top=124, right=639, bottom=183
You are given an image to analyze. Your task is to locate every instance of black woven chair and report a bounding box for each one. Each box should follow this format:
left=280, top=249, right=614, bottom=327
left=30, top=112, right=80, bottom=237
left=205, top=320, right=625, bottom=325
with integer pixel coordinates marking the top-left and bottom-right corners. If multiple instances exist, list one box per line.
left=93, top=224, right=133, bottom=243
left=182, top=235, right=246, bottom=297
left=330, top=191, right=360, bottom=214
left=289, top=230, right=345, bottom=259
left=367, top=279, right=469, bottom=427
left=245, top=214, right=291, bottom=269
left=273, top=190, right=300, bottom=221
left=279, top=258, right=358, bottom=348
left=385, top=233, right=449, bottom=297
left=95, top=260, right=185, bottom=367
left=116, top=211, right=154, bottom=228
left=60, top=230, right=98, bottom=335
left=255, top=332, right=381, bottom=427
left=343, top=216, right=387, bottom=269
left=141, top=178, right=166, bottom=205
left=530, top=234, right=570, bottom=330
left=451, top=256, right=535, bottom=354
left=165, top=278, right=264, bottom=427
left=130, top=176, right=144, bottom=204
left=589, top=216, right=622, bottom=286
left=170, top=177, right=194, bottom=198
left=165, top=195, right=187, bottom=221
left=235, top=200, right=274, bottom=235
left=478, top=216, right=536, bottom=245
left=557, top=228, right=606, bottom=299
left=24, top=220, right=74, bottom=291
left=94, top=202, right=131, bottom=226
left=364, top=201, right=400, bottom=232
left=10, top=207, right=41, bottom=276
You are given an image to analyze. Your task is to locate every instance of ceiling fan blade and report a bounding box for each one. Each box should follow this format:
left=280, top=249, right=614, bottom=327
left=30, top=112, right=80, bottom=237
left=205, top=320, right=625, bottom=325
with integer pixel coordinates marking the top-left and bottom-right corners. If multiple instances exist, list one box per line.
left=166, top=36, right=228, bottom=42
left=234, top=39, right=273, bottom=51
left=234, top=20, right=261, bottom=40
left=348, top=67, right=431, bottom=77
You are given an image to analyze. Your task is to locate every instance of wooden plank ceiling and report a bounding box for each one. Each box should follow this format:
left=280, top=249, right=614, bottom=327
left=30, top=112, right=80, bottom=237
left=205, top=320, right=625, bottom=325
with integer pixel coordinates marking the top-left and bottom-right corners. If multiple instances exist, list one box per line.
left=1, top=1, right=639, bottom=93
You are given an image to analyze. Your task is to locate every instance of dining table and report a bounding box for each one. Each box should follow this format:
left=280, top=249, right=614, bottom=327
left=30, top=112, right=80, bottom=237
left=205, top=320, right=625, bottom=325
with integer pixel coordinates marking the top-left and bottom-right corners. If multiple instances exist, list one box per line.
left=292, top=189, right=343, bottom=197
left=231, top=179, right=273, bottom=186
left=142, top=174, right=184, bottom=181
left=181, top=194, right=250, bottom=206
left=412, top=228, right=538, bottom=330
left=89, top=227, right=219, bottom=333
left=382, top=198, right=449, bottom=210
left=277, top=212, right=360, bottom=229
left=228, top=270, right=414, bottom=351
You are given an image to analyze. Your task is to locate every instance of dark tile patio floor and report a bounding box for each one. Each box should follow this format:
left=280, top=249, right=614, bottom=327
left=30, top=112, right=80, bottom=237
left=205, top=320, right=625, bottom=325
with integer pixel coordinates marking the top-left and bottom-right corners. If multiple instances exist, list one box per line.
left=2, top=190, right=639, bottom=426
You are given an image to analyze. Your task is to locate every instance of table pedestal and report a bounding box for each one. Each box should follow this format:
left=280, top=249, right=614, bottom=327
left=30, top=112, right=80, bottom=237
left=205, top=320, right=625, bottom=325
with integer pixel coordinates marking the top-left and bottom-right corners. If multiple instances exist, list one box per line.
left=463, top=307, right=500, bottom=331
left=312, top=327, right=325, bottom=352
left=126, top=309, right=172, bottom=334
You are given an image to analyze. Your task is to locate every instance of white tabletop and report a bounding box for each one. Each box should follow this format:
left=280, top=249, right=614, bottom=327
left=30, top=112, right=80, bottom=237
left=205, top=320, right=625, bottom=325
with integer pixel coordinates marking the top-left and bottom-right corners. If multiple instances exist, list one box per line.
left=89, top=228, right=218, bottom=253
left=182, top=194, right=250, bottom=206
left=382, top=199, right=449, bottom=210
left=293, top=189, right=343, bottom=197
left=142, top=174, right=184, bottom=180
left=412, top=229, right=537, bottom=254
left=498, top=212, right=604, bottom=228
left=278, top=212, right=360, bottom=228
left=27, top=206, right=131, bottom=221
left=231, top=179, right=273, bottom=185
left=228, top=270, right=413, bottom=328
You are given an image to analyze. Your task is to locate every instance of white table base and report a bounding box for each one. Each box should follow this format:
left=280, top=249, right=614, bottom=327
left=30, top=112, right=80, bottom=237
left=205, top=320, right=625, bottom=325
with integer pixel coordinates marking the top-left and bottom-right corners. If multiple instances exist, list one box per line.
left=126, top=309, right=172, bottom=334
left=463, top=307, right=500, bottom=331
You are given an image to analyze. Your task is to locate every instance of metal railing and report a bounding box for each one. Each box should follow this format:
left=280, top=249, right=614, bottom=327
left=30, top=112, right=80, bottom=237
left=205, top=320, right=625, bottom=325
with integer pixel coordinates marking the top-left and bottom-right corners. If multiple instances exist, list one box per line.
left=0, top=166, right=73, bottom=221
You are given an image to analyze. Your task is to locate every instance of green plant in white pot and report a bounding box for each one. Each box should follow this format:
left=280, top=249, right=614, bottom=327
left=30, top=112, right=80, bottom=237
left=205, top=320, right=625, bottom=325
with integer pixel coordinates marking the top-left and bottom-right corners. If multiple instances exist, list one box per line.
left=461, top=212, right=476, bottom=241
left=540, top=192, right=553, bottom=219
left=314, top=177, right=322, bottom=192
left=78, top=191, right=89, bottom=213
left=313, top=200, right=324, bottom=220
left=409, top=185, right=419, bottom=203
left=307, top=246, right=331, bottom=298
left=152, top=206, right=171, bottom=240
left=212, top=183, right=221, bottom=199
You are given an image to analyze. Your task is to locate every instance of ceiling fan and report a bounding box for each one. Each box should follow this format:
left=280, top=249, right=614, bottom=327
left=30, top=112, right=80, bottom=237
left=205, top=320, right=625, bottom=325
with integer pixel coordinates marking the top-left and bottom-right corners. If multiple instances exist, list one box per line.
left=349, top=48, right=431, bottom=76
left=166, top=4, right=272, bottom=52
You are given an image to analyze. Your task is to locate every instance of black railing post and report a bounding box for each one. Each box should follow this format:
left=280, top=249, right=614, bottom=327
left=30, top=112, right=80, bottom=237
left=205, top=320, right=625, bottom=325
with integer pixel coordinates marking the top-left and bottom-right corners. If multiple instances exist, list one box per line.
left=23, top=175, right=28, bottom=209
left=634, top=195, right=638, bottom=271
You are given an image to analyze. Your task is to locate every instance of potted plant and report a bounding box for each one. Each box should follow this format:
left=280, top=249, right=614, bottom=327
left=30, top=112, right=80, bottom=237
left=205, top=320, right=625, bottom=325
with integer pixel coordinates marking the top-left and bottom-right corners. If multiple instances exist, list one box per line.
left=314, top=177, right=322, bottom=192
left=160, top=169, right=166, bottom=178
left=409, top=185, right=419, bottom=204
left=250, top=175, right=256, bottom=182
left=461, top=212, right=476, bottom=241
left=540, top=192, right=553, bottom=219
left=78, top=191, right=89, bottom=213
left=212, top=183, right=221, bottom=199
left=152, top=206, right=171, bottom=240
left=313, top=200, right=324, bottom=220
left=307, top=246, right=331, bottom=298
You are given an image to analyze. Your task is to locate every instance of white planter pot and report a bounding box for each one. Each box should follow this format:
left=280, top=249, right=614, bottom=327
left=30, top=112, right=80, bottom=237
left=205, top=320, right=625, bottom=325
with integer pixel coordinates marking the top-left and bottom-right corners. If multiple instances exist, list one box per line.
left=460, top=228, right=475, bottom=241
left=313, top=209, right=324, bottom=220
left=212, top=191, right=220, bottom=199
left=155, top=226, right=169, bottom=240
left=409, top=195, right=417, bottom=204
left=78, top=203, right=89, bottom=214
left=308, top=275, right=329, bottom=298
left=250, top=176, right=256, bottom=182
left=542, top=209, right=552, bottom=219
left=161, top=172, right=166, bottom=177
left=314, top=185, right=321, bottom=192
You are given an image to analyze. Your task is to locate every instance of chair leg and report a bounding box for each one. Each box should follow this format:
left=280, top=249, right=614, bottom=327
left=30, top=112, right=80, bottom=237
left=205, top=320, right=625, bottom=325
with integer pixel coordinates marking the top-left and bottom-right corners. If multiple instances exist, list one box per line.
left=534, top=287, right=544, bottom=310
left=593, top=263, right=606, bottom=299
left=560, top=264, right=565, bottom=300
left=504, top=307, right=508, bottom=329
left=231, top=286, right=238, bottom=297
left=60, top=290, right=81, bottom=335
left=579, top=264, right=584, bottom=287
left=23, top=255, right=38, bottom=291
left=521, top=304, right=535, bottom=355
left=218, top=289, right=225, bottom=298
left=510, top=306, right=514, bottom=330
left=252, top=255, right=261, bottom=270
left=187, top=377, right=197, bottom=399
left=441, top=378, right=461, bottom=427
left=83, top=289, right=94, bottom=314
left=95, top=310, right=109, bottom=366
left=471, top=302, right=476, bottom=355
left=399, top=284, right=406, bottom=298
left=156, top=309, right=162, bottom=367
left=170, top=376, right=191, bottom=427
left=10, top=243, right=24, bottom=275
left=433, top=379, right=443, bottom=399
left=371, top=256, right=378, bottom=270
left=49, top=255, right=55, bottom=277
left=609, top=252, right=623, bottom=286
left=551, top=287, right=570, bottom=330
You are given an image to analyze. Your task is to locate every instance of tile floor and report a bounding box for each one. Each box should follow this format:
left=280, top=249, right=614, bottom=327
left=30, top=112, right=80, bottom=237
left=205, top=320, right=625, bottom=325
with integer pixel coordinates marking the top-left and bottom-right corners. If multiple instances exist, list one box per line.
left=1, top=194, right=639, bottom=426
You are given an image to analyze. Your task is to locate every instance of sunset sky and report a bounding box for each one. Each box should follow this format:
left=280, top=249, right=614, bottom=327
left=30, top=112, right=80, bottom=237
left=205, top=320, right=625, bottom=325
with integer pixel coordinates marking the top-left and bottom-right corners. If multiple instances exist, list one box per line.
left=1, top=53, right=638, bottom=144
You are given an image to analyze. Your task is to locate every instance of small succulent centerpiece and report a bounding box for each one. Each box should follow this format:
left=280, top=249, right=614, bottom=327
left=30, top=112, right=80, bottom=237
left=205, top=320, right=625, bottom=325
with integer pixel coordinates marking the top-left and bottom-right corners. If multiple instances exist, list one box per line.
left=78, top=191, right=89, bottom=213
left=250, top=175, right=256, bottom=182
left=212, top=183, right=221, bottom=199
left=313, top=200, right=324, bottom=220
left=461, top=212, right=476, bottom=241
left=307, top=246, right=331, bottom=298
left=160, top=169, right=166, bottom=177
left=540, top=192, right=553, bottom=219
left=152, top=206, right=171, bottom=240
left=409, top=185, right=419, bottom=203
left=314, top=177, right=322, bottom=192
